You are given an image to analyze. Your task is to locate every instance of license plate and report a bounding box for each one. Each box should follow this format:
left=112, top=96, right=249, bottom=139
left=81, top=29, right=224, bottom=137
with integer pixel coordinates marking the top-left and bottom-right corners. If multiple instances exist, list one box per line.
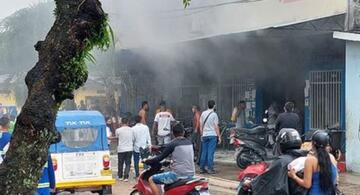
left=199, top=190, right=210, bottom=195
left=62, top=152, right=99, bottom=179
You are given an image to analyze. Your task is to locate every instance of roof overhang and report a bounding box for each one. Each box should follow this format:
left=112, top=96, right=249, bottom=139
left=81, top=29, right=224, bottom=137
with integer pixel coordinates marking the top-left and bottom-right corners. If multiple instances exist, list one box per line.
left=104, top=0, right=347, bottom=48
left=333, top=31, right=360, bottom=42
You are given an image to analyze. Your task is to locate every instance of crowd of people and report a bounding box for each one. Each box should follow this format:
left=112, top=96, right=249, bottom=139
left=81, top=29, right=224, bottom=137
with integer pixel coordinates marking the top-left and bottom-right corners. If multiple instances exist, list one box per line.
left=0, top=99, right=339, bottom=195
left=106, top=99, right=339, bottom=195
left=108, top=99, right=223, bottom=181
left=106, top=100, right=301, bottom=177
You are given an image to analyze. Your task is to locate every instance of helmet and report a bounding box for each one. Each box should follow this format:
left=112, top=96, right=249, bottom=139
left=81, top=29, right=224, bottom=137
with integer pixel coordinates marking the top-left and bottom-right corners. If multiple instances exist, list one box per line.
left=276, top=128, right=302, bottom=151
left=312, top=130, right=330, bottom=148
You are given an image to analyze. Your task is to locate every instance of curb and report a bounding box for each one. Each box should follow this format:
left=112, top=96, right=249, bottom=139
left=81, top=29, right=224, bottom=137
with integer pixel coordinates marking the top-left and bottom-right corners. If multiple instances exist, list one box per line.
left=214, top=159, right=236, bottom=166
left=205, top=176, right=239, bottom=190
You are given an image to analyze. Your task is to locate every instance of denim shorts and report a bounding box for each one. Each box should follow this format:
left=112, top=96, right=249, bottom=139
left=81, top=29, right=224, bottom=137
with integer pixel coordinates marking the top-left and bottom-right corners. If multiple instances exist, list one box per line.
left=152, top=171, right=178, bottom=185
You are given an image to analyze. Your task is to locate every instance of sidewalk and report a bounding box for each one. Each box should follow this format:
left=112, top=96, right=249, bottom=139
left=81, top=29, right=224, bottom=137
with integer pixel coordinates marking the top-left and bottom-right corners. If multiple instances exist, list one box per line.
left=110, top=149, right=237, bottom=172
left=339, top=172, right=360, bottom=194
left=214, top=149, right=236, bottom=165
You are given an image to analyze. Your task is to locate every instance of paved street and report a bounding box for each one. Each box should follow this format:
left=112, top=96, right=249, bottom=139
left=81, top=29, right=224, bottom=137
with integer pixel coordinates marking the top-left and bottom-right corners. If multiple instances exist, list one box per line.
left=59, top=177, right=237, bottom=195
left=58, top=160, right=360, bottom=195
left=112, top=178, right=237, bottom=195
left=109, top=161, right=239, bottom=195
left=55, top=150, right=360, bottom=194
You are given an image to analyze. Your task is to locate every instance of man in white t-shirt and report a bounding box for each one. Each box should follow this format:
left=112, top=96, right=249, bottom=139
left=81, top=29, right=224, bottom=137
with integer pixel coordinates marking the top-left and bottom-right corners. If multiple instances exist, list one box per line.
left=132, top=115, right=151, bottom=178
left=199, top=100, right=221, bottom=174
left=115, top=117, right=134, bottom=181
left=153, top=101, right=175, bottom=145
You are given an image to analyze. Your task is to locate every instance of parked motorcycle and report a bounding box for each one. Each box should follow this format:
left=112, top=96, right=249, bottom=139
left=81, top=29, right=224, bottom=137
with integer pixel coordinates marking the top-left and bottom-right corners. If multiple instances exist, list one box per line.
left=230, top=114, right=277, bottom=169
left=130, top=147, right=209, bottom=195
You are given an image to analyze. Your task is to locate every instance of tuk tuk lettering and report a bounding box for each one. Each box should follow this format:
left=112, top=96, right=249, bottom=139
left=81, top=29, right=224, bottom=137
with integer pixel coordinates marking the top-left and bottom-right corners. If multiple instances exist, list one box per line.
left=64, top=121, right=91, bottom=126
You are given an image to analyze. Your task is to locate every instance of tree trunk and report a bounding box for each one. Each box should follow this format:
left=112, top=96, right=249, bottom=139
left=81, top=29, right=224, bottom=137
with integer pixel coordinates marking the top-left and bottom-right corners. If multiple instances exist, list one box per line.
left=0, top=0, right=109, bottom=194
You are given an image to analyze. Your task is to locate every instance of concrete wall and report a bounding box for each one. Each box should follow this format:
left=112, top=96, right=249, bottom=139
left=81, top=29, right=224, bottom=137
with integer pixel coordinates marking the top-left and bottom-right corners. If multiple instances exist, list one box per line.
left=345, top=41, right=360, bottom=172
left=104, top=0, right=346, bottom=48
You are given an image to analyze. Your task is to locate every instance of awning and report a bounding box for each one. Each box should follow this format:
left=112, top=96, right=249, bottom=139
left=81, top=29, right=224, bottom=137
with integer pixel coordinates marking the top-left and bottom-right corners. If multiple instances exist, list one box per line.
left=103, top=0, right=346, bottom=48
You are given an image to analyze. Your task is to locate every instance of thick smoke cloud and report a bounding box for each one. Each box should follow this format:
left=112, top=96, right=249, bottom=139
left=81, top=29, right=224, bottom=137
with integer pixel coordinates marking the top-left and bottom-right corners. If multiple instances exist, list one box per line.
left=0, top=1, right=345, bottom=117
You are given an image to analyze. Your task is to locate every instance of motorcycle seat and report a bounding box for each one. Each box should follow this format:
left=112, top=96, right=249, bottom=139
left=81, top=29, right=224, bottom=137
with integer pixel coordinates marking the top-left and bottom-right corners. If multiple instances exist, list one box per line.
left=164, top=177, right=196, bottom=191
left=238, top=127, right=266, bottom=135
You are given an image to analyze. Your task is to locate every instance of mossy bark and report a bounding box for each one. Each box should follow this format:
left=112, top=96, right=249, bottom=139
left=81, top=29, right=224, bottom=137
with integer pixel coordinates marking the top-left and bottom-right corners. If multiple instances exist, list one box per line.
left=0, top=0, right=107, bottom=194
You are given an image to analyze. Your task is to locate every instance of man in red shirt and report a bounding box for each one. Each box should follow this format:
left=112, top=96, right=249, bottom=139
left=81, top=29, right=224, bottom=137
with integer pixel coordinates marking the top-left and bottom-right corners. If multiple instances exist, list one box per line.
left=192, top=105, right=201, bottom=163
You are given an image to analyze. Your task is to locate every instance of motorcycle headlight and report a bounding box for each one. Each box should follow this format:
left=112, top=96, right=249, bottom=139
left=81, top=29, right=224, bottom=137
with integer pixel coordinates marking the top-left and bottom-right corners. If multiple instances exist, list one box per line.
left=195, top=185, right=203, bottom=191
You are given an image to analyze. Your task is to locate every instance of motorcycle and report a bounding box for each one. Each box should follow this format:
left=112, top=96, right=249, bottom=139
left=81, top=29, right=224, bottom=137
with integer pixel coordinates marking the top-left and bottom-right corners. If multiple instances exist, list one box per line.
left=237, top=162, right=268, bottom=195
left=230, top=117, right=277, bottom=169
left=236, top=156, right=308, bottom=195
left=130, top=147, right=209, bottom=195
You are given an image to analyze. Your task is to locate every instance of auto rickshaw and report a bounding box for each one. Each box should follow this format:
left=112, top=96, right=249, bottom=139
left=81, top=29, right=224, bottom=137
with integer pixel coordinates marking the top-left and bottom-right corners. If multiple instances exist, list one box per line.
left=51, top=111, right=115, bottom=194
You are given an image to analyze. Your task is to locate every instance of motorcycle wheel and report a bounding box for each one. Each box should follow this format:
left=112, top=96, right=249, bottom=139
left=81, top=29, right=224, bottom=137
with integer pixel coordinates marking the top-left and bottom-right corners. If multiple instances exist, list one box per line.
left=236, top=149, right=262, bottom=169
left=130, top=190, right=143, bottom=195
left=238, top=187, right=252, bottom=195
left=186, top=190, right=201, bottom=195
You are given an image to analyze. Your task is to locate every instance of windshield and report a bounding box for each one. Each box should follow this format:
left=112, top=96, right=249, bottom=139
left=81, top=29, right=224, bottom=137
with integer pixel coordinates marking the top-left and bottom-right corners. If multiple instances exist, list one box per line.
left=61, top=128, right=98, bottom=148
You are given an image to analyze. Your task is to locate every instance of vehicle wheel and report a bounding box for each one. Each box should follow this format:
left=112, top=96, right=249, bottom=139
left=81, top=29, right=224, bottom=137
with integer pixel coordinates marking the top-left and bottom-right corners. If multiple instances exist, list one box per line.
left=236, top=149, right=262, bottom=169
left=130, top=190, right=143, bottom=195
left=186, top=190, right=201, bottom=195
left=96, top=186, right=112, bottom=195
left=237, top=187, right=251, bottom=195
left=96, top=190, right=105, bottom=195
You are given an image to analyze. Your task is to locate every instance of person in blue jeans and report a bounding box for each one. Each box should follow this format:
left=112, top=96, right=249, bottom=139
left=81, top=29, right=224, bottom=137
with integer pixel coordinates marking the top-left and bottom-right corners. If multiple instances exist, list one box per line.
left=132, top=115, right=151, bottom=178
left=199, top=100, right=221, bottom=174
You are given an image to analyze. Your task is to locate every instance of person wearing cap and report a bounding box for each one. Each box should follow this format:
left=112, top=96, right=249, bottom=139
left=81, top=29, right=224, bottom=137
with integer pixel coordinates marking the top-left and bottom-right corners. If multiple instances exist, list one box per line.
left=288, top=130, right=338, bottom=195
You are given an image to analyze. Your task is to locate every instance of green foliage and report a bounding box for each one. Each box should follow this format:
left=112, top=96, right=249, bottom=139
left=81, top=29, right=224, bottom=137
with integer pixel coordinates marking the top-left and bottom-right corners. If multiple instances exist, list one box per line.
left=58, top=15, right=113, bottom=100
left=53, top=6, right=60, bottom=17
left=183, top=0, right=191, bottom=8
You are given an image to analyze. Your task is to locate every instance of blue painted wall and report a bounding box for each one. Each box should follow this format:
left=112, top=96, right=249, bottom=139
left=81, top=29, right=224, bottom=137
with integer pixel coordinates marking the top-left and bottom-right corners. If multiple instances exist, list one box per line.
left=303, top=64, right=345, bottom=131
left=345, top=41, right=360, bottom=172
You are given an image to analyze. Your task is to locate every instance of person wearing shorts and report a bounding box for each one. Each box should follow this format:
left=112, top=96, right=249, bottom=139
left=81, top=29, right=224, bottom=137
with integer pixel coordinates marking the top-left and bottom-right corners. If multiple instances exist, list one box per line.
left=153, top=101, right=175, bottom=145
left=146, top=123, right=195, bottom=195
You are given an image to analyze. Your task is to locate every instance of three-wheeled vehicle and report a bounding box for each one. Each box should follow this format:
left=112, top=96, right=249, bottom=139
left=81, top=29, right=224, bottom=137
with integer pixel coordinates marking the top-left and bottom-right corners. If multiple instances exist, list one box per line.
left=51, top=111, right=115, bottom=194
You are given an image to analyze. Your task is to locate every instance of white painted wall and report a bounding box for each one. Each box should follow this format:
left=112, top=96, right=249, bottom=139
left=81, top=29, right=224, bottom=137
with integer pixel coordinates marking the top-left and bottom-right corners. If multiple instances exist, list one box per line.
left=345, top=41, right=360, bottom=172
left=103, top=0, right=346, bottom=48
